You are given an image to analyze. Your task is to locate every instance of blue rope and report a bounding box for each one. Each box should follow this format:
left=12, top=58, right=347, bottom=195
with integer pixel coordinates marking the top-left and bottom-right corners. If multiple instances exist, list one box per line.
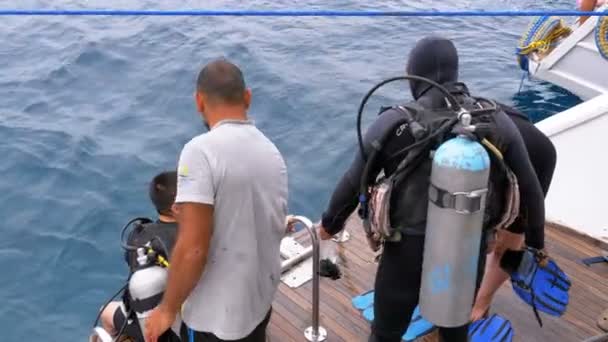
left=0, top=9, right=607, bottom=17
left=517, top=71, right=528, bottom=95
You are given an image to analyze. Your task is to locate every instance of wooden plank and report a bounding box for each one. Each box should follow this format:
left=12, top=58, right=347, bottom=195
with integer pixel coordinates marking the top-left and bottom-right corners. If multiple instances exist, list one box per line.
left=547, top=221, right=608, bottom=250
left=269, top=219, right=608, bottom=342
left=272, top=291, right=311, bottom=340
left=268, top=319, right=296, bottom=342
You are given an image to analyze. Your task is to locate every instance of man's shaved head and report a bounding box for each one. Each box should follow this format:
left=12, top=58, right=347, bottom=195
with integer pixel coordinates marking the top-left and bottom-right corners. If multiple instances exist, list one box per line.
left=196, top=58, right=247, bottom=105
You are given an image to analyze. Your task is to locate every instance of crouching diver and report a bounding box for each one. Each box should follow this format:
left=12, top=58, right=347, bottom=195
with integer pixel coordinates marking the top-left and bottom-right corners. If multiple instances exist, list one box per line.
left=317, top=35, right=547, bottom=342
left=91, top=171, right=181, bottom=342
left=471, top=101, right=560, bottom=322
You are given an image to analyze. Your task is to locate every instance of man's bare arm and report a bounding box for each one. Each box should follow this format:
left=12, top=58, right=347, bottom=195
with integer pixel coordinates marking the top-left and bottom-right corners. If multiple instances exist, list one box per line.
left=159, top=202, right=213, bottom=315
left=580, top=0, right=598, bottom=25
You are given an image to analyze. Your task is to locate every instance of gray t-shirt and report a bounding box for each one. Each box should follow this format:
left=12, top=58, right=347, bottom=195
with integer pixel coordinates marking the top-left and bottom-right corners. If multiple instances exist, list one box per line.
left=175, top=119, right=288, bottom=339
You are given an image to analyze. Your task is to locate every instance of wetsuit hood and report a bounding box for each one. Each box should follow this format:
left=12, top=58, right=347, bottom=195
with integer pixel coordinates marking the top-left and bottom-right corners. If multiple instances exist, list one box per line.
left=406, top=36, right=459, bottom=100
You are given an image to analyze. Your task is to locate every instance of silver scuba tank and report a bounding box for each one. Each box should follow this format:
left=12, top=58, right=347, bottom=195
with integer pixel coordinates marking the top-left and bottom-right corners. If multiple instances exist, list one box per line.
left=129, top=247, right=168, bottom=339
left=419, top=113, right=490, bottom=327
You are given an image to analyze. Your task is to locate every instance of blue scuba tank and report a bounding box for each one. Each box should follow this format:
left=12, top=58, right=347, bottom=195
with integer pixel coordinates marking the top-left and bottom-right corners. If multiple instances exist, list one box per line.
left=419, top=114, right=490, bottom=327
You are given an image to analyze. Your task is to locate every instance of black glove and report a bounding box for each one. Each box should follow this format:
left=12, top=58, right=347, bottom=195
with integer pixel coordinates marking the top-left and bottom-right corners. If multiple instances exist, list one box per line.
left=499, top=249, right=526, bottom=274
left=319, top=259, right=341, bottom=280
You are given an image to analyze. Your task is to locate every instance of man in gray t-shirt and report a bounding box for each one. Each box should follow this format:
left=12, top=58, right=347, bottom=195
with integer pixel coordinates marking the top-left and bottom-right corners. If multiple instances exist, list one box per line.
left=145, top=59, right=288, bottom=342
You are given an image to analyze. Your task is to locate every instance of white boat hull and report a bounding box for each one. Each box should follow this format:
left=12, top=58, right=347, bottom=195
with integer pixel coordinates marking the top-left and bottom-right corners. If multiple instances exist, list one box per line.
left=536, top=94, right=608, bottom=243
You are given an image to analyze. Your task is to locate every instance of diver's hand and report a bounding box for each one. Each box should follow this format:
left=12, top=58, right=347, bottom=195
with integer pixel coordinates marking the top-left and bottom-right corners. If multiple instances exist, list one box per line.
left=144, top=304, right=175, bottom=342
left=317, top=223, right=333, bottom=240
left=285, top=215, right=297, bottom=234
left=493, top=230, right=525, bottom=257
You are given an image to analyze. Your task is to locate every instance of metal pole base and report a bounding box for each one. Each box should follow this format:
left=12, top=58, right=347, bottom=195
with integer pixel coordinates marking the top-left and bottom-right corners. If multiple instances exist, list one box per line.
left=332, top=230, right=350, bottom=243
left=304, top=326, right=327, bottom=342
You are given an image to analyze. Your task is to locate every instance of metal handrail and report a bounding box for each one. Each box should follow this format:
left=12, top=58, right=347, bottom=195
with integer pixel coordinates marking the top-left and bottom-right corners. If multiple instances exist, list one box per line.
left=290, top=215, right=328, bottom=342
left=281, top=245, right=313, bottom=272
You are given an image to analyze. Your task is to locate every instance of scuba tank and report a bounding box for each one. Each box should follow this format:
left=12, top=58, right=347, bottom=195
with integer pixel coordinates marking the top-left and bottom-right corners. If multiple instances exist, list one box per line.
left=129, top=247, right=168, bottom=340
left=418, top=112, right=490, bottom=327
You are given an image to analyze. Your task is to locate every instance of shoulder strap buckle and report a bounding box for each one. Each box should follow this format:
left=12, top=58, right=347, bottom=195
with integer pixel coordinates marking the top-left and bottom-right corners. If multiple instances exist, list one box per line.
left=394, top=105, right=427, bottom=140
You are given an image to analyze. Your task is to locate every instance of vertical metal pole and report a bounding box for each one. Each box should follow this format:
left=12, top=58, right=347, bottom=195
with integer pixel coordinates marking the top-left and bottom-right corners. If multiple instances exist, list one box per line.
left=294, top=216, right=327, bottom=342
left=311, top=219, right=320, bottom=335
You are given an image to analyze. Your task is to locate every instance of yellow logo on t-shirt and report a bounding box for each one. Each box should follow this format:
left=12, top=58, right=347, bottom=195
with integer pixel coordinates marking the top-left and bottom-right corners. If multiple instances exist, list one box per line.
left=179, top=165, right=189, bottom=177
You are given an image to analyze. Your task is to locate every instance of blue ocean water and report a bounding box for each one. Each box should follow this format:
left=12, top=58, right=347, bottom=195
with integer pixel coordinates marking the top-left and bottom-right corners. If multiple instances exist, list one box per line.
left=0, top=1, right=582, bottom=340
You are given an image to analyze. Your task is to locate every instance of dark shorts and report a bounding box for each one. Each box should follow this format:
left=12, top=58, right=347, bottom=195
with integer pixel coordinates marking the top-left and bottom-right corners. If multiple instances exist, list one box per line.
left=113, top=305, right=181, bottom=342
left=180, top=309, right=272, bottom=342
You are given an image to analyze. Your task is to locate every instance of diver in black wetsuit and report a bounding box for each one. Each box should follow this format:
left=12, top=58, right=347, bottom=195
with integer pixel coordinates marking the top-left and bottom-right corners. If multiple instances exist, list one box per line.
left=471, top=101, right=557, bottom=320
left=497, top=102, right=556, bottom=208
left=317, top=36, right=549, bottom=342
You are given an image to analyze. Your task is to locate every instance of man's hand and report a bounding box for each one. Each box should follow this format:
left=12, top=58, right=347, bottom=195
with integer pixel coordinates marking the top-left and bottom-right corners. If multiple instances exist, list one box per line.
left=144, top=304, right=176, bottom=342
left=493, top=229, right=525, bottom=257
left=285, top=215, right=297, bottom=234
left=317, top=223, right=333, bottom=240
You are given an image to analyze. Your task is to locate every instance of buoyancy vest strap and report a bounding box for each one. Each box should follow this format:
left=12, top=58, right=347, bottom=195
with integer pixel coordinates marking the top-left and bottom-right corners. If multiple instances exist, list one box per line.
left=130, top=292, right=164, bottom=313
left=428, top=184, right=487, bottom=214
left=480, top=137, right=522, bottom=231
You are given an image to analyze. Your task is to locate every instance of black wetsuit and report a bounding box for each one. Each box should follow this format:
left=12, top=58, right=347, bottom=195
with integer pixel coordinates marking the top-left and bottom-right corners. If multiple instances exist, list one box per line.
left=498, top=102, right=557, bottom=247
left=320, top=37, right=548, bottom=342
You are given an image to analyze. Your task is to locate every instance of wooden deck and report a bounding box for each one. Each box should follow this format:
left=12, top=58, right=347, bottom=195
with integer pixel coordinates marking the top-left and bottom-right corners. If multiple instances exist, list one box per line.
left=269, top=216, right=608, bottom=341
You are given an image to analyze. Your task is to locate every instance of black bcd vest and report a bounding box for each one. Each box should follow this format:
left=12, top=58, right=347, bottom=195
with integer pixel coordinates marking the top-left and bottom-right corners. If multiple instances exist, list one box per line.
left=375, top=91, right=509, bottom=236
left=124, top=220, right=178, bottom=273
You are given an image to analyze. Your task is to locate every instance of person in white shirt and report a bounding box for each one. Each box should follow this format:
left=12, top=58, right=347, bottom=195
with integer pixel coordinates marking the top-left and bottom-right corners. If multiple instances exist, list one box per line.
left=145, top=58, right=289, bottom=342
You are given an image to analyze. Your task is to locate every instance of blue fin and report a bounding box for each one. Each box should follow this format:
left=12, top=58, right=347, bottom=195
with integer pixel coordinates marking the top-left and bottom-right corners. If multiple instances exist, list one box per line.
left=363, top=305, right=374, bottom=322
left=358, top=301, right=435, bottom=341
left=508, top=248, right=571, bottom=322
left=403, top=306, right=436, bottom=341
left=352, top=290, right=375, bottom=311
left=468, top=314, right=514, bottom=342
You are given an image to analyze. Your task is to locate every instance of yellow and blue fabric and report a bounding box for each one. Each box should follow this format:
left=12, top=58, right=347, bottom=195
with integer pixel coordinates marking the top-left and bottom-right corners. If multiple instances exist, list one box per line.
left=596, top=9, right=608, bottom=60
left=351, top=290, right=436, bottom=341
left=516, top=16, right=572, bottom=71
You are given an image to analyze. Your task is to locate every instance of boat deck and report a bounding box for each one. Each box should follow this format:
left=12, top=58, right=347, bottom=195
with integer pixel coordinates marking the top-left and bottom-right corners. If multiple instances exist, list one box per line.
left=270, top=216, right=608, bottom=341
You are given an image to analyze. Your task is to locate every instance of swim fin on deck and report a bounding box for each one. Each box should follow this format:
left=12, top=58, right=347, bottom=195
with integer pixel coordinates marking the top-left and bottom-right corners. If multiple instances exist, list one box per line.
left=362, top=305, right=435, bottom=341
left=500, top=247, right=571, bottom=326
left=352, top=291, right=435, bottom=341
left=402, top=306, right=436, bottom=342
left=352, top=290, right=374, bottom=310
left=468, top=314, right=514, bottom=342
